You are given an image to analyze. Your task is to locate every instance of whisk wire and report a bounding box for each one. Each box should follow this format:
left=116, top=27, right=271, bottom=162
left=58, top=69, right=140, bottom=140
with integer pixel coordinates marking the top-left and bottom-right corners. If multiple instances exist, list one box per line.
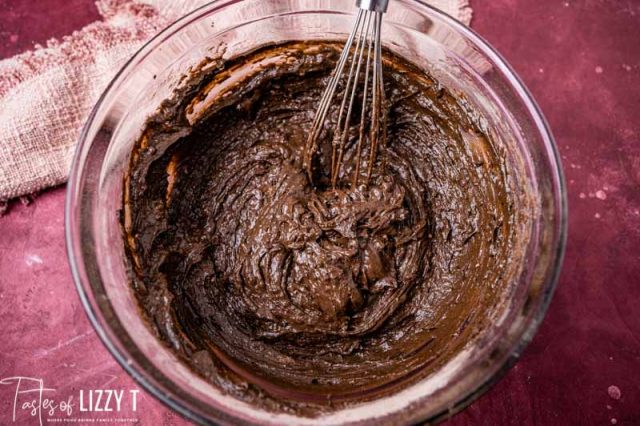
left=303, top=9, right=364, bottom=178
left=367, top=12, right=385, bottom=181
left=331, top=10, right=373, bottom=187
left=303, top=10, right=364, bottom=176
left=304, top=1, right=388, bottom=188
left=352, top=16, right=375, bottom=187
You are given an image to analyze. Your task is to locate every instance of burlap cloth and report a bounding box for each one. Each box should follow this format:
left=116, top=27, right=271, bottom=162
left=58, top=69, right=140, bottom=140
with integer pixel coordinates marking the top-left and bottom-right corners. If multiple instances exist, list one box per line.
left=0, top=0, right=472, bottom=203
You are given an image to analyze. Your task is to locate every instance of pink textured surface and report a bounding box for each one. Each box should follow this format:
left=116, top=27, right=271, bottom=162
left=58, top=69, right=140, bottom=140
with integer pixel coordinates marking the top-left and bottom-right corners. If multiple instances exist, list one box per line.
left=1, top=0, right=639, bottom=425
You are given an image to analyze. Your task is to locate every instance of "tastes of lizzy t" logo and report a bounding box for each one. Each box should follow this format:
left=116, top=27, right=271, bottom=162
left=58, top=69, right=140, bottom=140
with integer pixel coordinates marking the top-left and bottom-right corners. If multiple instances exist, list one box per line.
left=0, top=376, right=140, bottom=425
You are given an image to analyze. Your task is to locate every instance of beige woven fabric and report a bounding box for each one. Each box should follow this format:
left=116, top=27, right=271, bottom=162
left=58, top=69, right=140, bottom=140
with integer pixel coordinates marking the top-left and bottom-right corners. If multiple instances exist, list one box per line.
left=0, top=0, right=472, bottom=202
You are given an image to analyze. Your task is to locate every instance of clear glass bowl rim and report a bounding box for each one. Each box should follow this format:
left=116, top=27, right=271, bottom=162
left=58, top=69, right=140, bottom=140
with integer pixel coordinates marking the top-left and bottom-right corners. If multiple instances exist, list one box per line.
left=65, top=0, right=568, bottom=424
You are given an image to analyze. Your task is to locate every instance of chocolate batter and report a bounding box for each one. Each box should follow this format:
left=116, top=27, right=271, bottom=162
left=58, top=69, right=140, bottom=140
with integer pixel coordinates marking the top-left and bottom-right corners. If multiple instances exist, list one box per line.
left=122, top=41, right=530, bottom=413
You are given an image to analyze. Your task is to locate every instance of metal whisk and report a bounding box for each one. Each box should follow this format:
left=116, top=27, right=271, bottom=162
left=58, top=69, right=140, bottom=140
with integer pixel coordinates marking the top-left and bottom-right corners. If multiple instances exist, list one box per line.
left=303, top=0, right=389, bottom=188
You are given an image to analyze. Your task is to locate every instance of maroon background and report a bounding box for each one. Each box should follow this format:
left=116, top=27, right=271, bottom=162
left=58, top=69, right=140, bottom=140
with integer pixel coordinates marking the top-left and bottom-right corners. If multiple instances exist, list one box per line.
left=1, top=0, right=639, bottom=424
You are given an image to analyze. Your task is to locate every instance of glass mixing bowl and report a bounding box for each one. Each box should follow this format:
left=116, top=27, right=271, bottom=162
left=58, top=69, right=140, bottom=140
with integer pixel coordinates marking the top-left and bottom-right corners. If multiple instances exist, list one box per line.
left=65, top=0, right=567, bottom=424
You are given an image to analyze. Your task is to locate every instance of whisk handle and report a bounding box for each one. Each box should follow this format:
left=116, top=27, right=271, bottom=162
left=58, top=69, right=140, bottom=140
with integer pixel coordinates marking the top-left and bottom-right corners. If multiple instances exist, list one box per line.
left=357, top=0, right=389, bottom=13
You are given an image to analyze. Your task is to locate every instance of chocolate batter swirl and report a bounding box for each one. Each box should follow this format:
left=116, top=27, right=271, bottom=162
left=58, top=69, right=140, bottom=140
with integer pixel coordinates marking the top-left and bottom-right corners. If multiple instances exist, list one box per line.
left=123, top=41, right=528, bottom=413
